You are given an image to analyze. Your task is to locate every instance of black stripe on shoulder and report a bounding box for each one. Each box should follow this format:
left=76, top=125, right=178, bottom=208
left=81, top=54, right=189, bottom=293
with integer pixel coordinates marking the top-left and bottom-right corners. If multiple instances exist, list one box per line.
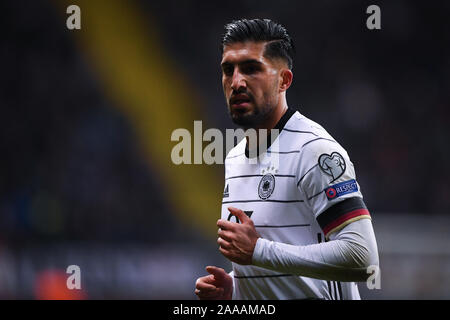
left=226, top=152, right=245, bottom=159
left=267, top=150, right=300, bottom=154
left=283, top=128, right=318, bottom=136
left=316, top=197, right=367, bottom=231
left=302, top=137, right=337, bottom=149
left=307, top=190, right=323, bottom=200
left=297, top=164, right=319, bottom=186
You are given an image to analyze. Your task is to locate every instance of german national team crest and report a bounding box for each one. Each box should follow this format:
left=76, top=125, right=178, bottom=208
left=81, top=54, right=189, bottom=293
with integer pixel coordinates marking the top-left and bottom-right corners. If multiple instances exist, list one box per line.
left=318, top=152, right=346, bottom=181
left=258, top=173, right=275, bottom=200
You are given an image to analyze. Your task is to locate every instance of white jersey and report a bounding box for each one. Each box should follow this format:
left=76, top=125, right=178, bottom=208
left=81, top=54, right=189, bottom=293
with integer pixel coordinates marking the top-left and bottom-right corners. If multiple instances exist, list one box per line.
left=221, top=108, right=370, bottom=300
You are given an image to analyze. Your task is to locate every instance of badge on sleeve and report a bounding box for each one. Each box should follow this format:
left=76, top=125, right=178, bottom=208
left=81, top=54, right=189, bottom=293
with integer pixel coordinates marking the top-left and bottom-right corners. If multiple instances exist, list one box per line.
left=318, top=152, right=346, bottom=181
left=325, top=179, right=358, bottom=200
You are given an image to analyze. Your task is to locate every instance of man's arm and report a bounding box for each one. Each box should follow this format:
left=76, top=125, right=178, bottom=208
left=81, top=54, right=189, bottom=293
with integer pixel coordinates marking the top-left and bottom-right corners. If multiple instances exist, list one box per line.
left=218, top=207, right=379, bottom=282
left=281, top=136, right=380, bottom=282
left=252, top=217, right=379, bottom=282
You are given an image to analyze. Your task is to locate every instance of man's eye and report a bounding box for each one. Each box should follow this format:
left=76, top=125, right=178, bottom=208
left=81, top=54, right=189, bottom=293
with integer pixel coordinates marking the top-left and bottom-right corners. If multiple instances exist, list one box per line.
left=223, top=66, right=233, bottom=76
left=242, top=65, right=258, bottom=74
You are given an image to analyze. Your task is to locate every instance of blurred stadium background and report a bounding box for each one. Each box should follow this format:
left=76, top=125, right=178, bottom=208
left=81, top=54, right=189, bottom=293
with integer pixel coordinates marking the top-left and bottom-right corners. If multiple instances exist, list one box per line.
left=1, top=0, right=449, bottom=299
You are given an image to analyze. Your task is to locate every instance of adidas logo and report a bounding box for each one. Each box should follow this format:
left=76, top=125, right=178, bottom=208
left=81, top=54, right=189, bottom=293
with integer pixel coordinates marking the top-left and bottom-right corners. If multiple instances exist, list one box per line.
left=223, top=184, right=229, bottom=198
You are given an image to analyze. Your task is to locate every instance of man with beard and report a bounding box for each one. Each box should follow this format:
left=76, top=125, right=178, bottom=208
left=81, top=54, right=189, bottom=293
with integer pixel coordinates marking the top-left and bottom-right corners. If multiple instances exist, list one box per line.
left=195, top=19, right=379, bottom=300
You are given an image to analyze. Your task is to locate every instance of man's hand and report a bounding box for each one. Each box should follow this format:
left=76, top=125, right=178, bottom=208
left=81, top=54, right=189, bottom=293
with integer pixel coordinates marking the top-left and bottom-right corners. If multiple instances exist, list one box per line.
left=195, top=266, right=233, bottom=300
left=217, top=207, right=260, bottom=265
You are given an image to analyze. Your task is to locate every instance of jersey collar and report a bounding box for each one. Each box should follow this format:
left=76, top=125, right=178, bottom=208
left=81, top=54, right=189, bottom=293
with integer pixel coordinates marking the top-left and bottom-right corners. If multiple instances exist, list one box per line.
left=245, top=107, right=296, bottom=158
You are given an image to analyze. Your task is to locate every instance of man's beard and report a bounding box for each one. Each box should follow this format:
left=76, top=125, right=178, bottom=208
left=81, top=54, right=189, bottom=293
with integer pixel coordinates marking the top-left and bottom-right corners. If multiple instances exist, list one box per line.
left=228, top=98, right=274, bottom=129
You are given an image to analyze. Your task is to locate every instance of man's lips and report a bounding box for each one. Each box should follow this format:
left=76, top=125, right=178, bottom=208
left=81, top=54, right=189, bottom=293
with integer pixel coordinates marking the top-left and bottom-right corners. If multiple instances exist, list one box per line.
left=231, top=101, right=250, bottom=109
left=230, top=94, right=251, bottom=109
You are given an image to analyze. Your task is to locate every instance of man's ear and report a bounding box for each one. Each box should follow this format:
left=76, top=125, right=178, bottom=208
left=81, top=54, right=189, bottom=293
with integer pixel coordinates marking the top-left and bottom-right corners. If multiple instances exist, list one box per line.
left=279, top=68, right=293, bottom=92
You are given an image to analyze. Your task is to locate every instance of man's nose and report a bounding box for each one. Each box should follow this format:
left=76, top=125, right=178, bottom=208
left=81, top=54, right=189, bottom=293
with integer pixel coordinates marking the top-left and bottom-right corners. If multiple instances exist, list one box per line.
left=231, top=70, right=246, bottom=91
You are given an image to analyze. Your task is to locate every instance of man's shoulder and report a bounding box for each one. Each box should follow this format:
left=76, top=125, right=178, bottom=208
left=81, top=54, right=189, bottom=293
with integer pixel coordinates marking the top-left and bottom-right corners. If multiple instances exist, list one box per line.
left=283, top=111, right=351, bottom=172
left=281, top=111, right=338, bottom=150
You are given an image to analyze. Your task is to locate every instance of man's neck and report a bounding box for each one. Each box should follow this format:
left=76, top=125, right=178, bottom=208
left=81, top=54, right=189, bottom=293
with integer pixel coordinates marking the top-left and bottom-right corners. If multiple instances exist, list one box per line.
left=244, top=102, right=292, bottom=159
left=254, top=103, right=288, bottom=131
left=245, top=102, right=288, bottom=145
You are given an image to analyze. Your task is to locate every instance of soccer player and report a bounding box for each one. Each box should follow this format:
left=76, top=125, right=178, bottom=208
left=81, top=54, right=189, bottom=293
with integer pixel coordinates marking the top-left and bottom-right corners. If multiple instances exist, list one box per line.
left=195, top=19, right=379, bottom=300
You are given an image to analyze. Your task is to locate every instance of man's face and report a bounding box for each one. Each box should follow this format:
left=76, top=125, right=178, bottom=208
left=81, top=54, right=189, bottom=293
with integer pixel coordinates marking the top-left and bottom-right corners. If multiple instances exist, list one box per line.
left=221, top=41, right=282, bottom=128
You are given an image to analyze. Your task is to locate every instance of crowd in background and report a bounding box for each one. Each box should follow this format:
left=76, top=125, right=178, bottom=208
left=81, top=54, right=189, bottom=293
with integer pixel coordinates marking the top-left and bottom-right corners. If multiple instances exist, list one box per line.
left=1, top=0, right=449, bottom=247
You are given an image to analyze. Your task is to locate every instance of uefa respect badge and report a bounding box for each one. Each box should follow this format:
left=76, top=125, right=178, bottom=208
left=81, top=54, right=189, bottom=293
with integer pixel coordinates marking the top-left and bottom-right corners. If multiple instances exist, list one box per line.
left=325, top=179, right=358, bottom=200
